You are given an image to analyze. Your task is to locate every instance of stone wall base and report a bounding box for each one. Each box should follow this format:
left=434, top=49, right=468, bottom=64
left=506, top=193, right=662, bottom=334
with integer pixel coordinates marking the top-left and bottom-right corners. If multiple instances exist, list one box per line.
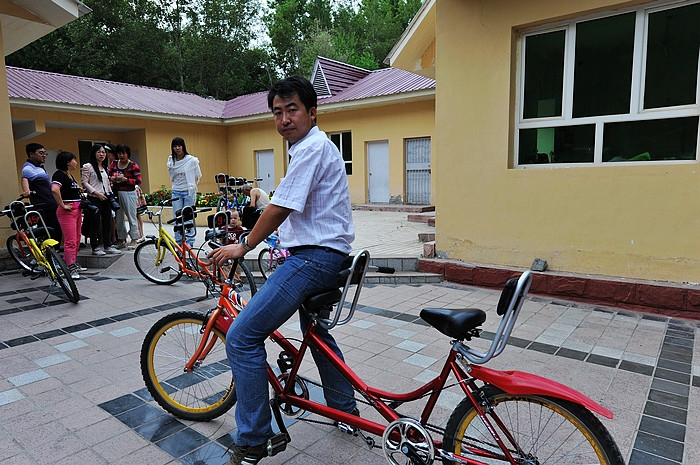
left=418, top=258, right=700, bottom=320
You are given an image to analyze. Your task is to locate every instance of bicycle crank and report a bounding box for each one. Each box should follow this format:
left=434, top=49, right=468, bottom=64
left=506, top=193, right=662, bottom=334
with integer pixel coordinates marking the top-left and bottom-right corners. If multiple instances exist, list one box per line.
left=382, top=418, right=434, bottom=465
left=275, top=373, right=309, bottom=418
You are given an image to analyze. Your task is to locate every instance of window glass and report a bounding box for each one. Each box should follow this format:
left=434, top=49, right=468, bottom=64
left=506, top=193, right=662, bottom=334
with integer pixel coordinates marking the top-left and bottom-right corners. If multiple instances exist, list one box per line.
left=603, top=117, right=699, bottom=162
left=523, top=30, right=565, bottom=119
left=330, top=132, right=352, bottom=175
left=573, top=13, right=636, bottom=117
left=342, top=131, right=352, bottom=175
left=519, top=125, right=595, bottom=164
left=644, top=3, right=700, bottom=109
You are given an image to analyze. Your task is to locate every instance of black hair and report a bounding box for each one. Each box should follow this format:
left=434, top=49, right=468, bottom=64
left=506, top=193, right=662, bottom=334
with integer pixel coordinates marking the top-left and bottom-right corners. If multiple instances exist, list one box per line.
left=267, top=76, right=318, bottom=114
left=26, top=143, right=44, bottom=157
left=116, top=143, right=131, bottom=158
left=171, top=137, right=189, bottom=159
left=55, top=151, right=76, bottom=171
left=89, top=144, right=106, bottom=181
left=104, top=143, right=116, bottom=154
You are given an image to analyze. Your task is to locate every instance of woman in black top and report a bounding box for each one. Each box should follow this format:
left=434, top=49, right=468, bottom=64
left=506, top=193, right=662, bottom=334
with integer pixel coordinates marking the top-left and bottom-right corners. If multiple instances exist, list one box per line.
left=51, top=151, right=85, bottom=279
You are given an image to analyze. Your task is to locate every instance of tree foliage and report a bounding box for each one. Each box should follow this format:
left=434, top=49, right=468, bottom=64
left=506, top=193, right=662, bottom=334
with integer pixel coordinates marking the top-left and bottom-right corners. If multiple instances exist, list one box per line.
left=6, top=0, right=424, bottom=99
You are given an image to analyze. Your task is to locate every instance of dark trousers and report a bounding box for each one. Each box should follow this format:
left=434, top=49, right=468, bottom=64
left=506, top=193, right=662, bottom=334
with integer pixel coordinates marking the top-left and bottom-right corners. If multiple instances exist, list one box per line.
left=84, top=198, right=113, bottom=249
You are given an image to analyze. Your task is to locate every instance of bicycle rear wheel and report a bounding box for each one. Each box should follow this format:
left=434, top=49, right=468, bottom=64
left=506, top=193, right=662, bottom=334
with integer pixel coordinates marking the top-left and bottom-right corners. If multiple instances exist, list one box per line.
left=45, top=247, right=80, bottom=303
left=140, top=311, right=236, bottom=421
left=442, top=385, right=624, bottom=464
left=134, top=239, right=183, bottom=285
left=6, top=234, right=34, bottom=272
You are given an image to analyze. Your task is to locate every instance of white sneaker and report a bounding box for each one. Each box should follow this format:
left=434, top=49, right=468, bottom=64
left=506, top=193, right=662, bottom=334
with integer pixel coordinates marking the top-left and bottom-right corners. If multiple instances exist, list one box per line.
left=105, top=246, right=122, bottom=255
left=93, top=247, right=106, bottom=256
left=68, top=263, right=81, bottom=280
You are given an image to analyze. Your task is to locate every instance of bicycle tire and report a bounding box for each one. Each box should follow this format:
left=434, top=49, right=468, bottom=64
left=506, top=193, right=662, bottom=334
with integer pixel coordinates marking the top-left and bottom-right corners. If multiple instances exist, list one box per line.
left=219, top=260, right=257, bottom=304
left=442, top=385, right=624, bottom=465
left=6, top=234, right=34, bottom=272
left=45, top=247, right=80, bottom=303
left=257, top=248, right=277, bottom=280
left=134, top=239, right=183, bottom=285
left=141, top=310, right=236, bottom=421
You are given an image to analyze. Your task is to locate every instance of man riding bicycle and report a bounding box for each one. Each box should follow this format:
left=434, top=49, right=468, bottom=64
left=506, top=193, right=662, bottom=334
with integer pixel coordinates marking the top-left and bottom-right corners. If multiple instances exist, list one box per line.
left=208, top=76, right=357, bottom=465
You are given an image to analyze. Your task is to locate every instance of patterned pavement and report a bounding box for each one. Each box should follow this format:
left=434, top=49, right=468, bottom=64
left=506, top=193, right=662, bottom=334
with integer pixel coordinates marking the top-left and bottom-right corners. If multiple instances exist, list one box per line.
left=0, top=210, right=698, bottom=464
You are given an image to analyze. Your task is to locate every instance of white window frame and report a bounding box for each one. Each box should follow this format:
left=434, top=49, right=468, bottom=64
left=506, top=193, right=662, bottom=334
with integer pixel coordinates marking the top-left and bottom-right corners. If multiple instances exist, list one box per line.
left=329, top=131, right=353, bottom=175
left=514, top=0, right=700, bottom=167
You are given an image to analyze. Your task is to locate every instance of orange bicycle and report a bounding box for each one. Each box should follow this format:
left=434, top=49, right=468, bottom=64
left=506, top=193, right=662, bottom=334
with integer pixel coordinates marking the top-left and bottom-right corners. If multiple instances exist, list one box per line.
left=133, top=200, right=256, bottom=301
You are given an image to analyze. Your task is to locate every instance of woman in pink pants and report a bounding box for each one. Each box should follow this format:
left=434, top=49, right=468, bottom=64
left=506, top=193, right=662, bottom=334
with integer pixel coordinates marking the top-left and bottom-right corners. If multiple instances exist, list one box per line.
left=51, top=151, right=85, bottom=280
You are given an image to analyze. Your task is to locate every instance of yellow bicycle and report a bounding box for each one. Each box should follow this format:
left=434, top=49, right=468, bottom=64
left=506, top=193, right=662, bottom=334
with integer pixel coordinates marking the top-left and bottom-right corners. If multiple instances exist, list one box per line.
left=1, top=199, right=79, bottom=303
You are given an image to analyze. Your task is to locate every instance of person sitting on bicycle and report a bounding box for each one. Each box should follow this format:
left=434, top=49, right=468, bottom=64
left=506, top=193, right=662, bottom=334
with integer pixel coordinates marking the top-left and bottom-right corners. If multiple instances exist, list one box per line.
left=240, top=183, right=270, bottom=229
left=208, top=76, right=356, bottom=465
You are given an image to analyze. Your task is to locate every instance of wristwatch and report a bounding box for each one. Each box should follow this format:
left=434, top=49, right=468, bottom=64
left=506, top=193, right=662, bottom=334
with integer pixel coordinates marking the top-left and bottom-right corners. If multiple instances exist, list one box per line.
left=240, top=236, right=254, bottom=253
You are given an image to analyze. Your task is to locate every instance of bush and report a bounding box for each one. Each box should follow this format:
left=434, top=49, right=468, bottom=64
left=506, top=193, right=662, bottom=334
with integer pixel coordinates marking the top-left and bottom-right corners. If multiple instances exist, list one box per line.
left=197, top=192, right=219, bottom=207
left=144, top=185, right=171, bottom=206
left=144, top=187, right=222, bottom=208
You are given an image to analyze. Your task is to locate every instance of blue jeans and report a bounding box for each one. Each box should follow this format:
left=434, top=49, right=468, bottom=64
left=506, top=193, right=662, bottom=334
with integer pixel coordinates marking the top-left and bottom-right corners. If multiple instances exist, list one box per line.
left=226, top=248, right=356, bottom=446
left=171, top=191, right=195, bottom=246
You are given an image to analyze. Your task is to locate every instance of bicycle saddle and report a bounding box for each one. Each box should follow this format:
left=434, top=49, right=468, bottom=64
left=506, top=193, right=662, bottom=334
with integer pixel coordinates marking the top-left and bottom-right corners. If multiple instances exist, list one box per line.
left=420, top=308, right=486, bottom=340
left=302, top=288, right=342, bottom=318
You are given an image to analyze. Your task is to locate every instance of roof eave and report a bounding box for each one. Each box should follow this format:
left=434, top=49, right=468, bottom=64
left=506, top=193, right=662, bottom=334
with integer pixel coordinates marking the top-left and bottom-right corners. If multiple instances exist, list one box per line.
left=9, top=98, right=224, bottom=124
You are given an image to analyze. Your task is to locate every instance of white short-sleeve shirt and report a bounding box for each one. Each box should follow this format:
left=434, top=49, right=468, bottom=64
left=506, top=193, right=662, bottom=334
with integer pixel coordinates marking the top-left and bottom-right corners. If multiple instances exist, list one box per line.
left=271, top=126, right=354, bottom=254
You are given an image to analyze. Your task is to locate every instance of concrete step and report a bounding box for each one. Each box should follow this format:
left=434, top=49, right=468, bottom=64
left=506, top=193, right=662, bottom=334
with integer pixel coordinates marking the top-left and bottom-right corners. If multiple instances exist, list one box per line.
left=407, top=213, right=435, bottom=224
left=353, top=204, right=435, bottom=213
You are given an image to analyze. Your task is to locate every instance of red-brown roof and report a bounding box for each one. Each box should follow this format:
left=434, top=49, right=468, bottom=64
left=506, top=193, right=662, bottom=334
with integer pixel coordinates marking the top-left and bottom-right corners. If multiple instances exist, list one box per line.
left=8, top=59, right=435, bottom=120
left=7, top=66, right=226, bottom=118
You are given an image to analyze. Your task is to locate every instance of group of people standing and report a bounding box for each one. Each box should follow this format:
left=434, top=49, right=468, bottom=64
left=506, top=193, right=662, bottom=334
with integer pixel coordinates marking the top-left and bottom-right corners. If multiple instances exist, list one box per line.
left=21, top=142, right=145, bottom=280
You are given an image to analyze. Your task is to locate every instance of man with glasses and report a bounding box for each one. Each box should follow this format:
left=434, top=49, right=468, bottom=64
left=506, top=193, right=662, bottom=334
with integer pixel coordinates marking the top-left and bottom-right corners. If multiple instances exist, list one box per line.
left=21, top=143, right=61, bottom=243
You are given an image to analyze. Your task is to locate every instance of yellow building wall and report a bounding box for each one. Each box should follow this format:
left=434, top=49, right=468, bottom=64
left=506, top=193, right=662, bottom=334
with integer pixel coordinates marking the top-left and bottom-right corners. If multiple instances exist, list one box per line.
left=225, top=100, right=435, bottom=204
left=10, top=108, right=230, bottom=198
left=0, top=24, right=21, bottom=243
left=435, top=0, right=700, bottom=283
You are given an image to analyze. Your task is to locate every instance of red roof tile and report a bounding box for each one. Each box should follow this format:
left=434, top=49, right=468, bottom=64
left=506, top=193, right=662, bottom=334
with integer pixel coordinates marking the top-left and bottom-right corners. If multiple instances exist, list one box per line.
left=7, top=59, right=435, bottom=120
left=7, top=66, right=225, bottom=118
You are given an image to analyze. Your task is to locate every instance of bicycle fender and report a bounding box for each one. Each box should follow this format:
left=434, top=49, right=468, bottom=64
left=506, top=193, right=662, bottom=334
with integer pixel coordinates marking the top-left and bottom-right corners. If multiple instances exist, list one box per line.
left=41, top=239, right=59, bottom=248
left=469, top=365, right=613, bottom=419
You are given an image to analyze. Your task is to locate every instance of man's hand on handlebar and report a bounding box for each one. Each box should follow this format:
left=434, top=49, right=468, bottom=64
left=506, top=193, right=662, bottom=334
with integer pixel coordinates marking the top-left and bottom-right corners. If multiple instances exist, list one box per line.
left=207, top=243, right=247, bottom=267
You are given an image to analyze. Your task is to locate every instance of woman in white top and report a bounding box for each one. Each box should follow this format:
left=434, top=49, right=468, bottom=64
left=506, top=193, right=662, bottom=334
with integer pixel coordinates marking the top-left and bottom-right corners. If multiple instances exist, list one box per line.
left=167, top=137, right=202, bottom=246
left=82, top=144, right=122, bottom=256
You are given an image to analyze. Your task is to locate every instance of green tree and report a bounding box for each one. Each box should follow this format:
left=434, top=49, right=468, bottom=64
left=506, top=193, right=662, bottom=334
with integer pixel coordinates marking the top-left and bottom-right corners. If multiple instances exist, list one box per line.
left=265, top=0, right=423, bottom=77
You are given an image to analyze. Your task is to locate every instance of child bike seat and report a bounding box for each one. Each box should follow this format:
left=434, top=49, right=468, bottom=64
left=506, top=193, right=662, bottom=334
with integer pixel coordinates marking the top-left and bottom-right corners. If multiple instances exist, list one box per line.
left=420, top=308, right=486, bottom=340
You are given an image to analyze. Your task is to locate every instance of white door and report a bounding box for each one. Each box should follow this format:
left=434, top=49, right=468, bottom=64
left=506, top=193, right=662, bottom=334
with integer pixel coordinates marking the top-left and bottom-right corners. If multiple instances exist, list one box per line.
left=367, top=141, right=389, bottom=203
left=255, top=150, right=275, bottom=194
left=44, top=150, right=61, bottom=180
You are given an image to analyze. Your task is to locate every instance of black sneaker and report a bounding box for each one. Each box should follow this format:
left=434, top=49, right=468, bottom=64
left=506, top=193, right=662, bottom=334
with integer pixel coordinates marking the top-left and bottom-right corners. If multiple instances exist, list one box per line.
left=227, top=443, right=267, bottom=465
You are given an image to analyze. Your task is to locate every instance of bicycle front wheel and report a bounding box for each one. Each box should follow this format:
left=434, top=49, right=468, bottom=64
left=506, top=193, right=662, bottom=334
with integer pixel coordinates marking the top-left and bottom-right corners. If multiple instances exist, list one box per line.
left=45, top=247, right=80, bottom=303
left=140, top=311, right=236, bottom=421
left=257, top=248, right=277, bottom=280
left=442, top=385, right=624, bottom=465
left=219, top=260, right=257, bottom=304
left=6, top=234, right=34, bottom=272
left=134, top=239, right=183, bottom=285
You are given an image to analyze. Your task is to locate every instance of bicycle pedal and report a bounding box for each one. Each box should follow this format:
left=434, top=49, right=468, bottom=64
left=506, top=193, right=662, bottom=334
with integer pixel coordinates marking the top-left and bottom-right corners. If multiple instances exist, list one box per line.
left=336, top=421, right=357, bottom=435
left=266, top=432, right=288, bottom=456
